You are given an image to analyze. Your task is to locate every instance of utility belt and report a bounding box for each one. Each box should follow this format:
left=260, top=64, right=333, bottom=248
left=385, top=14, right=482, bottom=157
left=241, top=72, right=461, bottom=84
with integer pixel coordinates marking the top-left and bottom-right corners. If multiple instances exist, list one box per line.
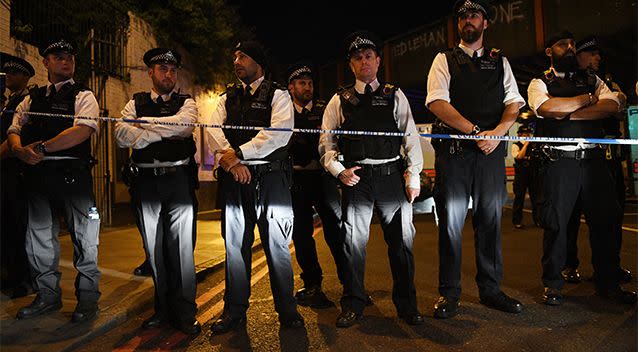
left=345, top=159, right=403, bottom=177
left=136, top=165, right=188, bottom=177
left=540, top=145, right=606, bottom=161
left=25, top=157, right=95, bottom=171
left=245, top=159, right=290, bottom=175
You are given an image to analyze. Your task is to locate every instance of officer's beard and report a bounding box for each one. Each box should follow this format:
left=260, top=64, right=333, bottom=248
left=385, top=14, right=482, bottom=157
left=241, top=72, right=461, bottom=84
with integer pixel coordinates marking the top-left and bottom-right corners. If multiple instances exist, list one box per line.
left=552, top=53, right=577, bottom=73
left=460, top=24, right=483, bottom=44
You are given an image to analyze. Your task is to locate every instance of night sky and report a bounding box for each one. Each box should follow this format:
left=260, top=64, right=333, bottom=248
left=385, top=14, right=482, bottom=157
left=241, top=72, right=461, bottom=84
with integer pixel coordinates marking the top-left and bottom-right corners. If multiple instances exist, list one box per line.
left=229, top=0, right=456, bottom=68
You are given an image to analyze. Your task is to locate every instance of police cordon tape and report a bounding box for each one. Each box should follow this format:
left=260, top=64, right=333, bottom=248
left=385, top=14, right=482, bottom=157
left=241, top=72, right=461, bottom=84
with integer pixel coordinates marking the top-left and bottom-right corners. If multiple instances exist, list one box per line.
left=11, top=110, right=638, bottom=145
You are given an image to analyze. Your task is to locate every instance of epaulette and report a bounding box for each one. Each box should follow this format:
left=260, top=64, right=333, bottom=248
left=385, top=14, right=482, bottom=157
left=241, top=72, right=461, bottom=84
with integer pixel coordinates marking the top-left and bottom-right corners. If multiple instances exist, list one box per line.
left=541, top=68, right=555, bottom=82
left=224, top=82, right=241, bottom=98
left=271, top=81, right=286, bottom=91
left=312, top=99, right=327, bottom=114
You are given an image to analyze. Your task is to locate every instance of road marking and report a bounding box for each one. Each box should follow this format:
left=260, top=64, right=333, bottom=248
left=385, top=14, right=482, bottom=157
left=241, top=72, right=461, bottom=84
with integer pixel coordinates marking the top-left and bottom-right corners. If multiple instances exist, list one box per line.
left=507, top=206, right=638, bottom=233
left=113, top=227, right=320, bottom=351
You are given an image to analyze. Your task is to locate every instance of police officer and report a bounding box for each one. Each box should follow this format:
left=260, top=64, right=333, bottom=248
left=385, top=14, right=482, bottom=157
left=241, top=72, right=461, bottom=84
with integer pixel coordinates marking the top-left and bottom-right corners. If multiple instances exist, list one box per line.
left=7, top=35, right=101, bottom=322
left=527, top=31, right=636, bottom=305
left=286, top=61, right=345, bottom=308
left=425, top=0, right=525, bottom=319
left=206, top=41, right=303, bottom=333
left=320, top=30, right=424, bottom=327
left=114, top=48, right=200, bottom=335
left=0, top=53, right=35, bottom=298
left=511, top=124, right=535, bottom=229
left=561, top=35, right=632, bottom=284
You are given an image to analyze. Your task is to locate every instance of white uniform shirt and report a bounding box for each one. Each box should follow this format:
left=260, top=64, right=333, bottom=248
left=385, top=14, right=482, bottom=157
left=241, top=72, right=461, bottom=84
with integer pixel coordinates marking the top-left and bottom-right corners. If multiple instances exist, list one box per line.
left=8, top=78, right=99, bottom=160
left=527, top=68, right=619, bottom=150
left=204, top=76, right=294, bottom=164
left=319, top=78, right=423, bottom=189
left=425, top=44, right=526, bottom=109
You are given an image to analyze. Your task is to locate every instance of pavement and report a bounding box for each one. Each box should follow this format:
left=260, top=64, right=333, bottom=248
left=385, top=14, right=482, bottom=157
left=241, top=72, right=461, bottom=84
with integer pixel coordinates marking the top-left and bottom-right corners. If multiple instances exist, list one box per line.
left=0, top=210, right=256, bottom=352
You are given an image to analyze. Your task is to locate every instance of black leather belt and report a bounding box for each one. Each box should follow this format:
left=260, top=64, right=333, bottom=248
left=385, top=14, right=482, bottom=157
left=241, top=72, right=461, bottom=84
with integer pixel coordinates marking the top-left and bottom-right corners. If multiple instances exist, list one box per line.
left=348, top=160, right=402, bottom=176
left=552, top=148, right=605, bottom=160
left=137, top=165, right=185, bottom=176
left=246, top=159, right=288, bottom=174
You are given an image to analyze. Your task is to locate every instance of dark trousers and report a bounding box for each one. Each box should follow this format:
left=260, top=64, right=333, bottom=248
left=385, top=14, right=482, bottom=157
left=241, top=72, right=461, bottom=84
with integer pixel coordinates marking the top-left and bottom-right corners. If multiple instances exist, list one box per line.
left=291, top=170, right=345, bottom=288
left=341, top=164, right=417, bottom=315
left=564, top=159, right=626, bottom=270
left=537, top=157, right=621, bottom=290
left=219, top=168, right=297, bottom=318
left=512, top=161, right=534, bottom=225
left=23, top=161, right=101, bottom=304
left=434, top=144, right=506, bottom=300
left=131, top=168, right=197, bottom=323
left=0, top=158, right=30, bottom=291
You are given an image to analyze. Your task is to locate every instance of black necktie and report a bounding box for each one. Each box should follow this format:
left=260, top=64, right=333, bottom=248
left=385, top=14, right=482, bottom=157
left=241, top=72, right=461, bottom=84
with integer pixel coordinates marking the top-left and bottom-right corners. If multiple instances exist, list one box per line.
left=472, top=51, right=478, bottom=59
left=244, top=85, right=252, bottom=96
left=49, top=84, right=57, bottom=97
left=156, top=96, right=164, bottom=104
left=301, top=108, right=310, bottom=116
left=364, top=84, right=373, bottom=95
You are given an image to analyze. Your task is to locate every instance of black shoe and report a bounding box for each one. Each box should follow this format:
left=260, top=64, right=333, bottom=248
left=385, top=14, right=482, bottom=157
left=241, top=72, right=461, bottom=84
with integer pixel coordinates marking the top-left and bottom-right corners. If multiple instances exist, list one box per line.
left=480, top=291, right=523, bottom=313
left=542, top=287, right=563, bottom=306
left=173, top=319, right=202, bottom=335
left=16, top=296, right=62, bottom=319
left=561, top=268, right=581, bottom=283
left=597, top=287, right=637, bottom=305
left=72, top=302, right=99, bottom=323
left=514, top=223, right=524, bottom=229
left=142, top=313, right=166, bottom=329
left=279, top=312, right=305, bottom=328
left=433, top=296, right=459, bottom=319
left=399, top=312, right=425, bottom=325
left=619, top=268, right=633, bottom=284
left=296, top=286, right=335, bottom=309
left=336, top=310, right=362, bottom=328
left=133, top=260, right=153, bottom=277
left=211, top=314, right=247, bottom=334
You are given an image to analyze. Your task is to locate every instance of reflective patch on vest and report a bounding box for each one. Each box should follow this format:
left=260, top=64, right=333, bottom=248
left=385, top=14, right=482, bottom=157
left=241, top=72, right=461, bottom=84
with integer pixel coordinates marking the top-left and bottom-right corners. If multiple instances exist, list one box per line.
left=479, top=59, right=497, bottom=70
left=50, top=102, right=73, bottom=112
left=250, top=102, right=268, bottom=110
left=371, top=96, right=390, bottom=106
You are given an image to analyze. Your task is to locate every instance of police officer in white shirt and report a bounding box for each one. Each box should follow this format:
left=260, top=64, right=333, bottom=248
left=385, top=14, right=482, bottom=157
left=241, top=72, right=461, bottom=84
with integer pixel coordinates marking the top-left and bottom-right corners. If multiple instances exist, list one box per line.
left=114, top=48, right=201, bottom=335
left=206, top=41, right=304, bottom=334
left=320, top=30, right=424, bottom=328
left=425, top=0, right=525, bottom=319
left=7, top=34, right=101, bottom=323
left=528, top=31, right=636, bottom=306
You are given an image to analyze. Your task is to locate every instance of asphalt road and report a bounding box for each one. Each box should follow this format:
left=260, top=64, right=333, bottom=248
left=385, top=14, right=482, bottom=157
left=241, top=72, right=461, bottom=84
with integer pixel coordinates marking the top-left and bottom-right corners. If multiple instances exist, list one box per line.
left=77, top=206, right=638, bottom=352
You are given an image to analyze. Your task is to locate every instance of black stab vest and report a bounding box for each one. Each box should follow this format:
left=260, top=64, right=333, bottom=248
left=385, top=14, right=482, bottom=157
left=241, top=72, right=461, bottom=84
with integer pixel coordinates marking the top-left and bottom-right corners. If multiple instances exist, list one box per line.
left=130, top=92, right=196, bottom=163
left=290, top=100, right=325, bottom=167
left=444, top=47, right=505, bottom=131
left=337, top=83, right=401, bottom=161
left=535, top=70, right=606, bottom=143
left=21, top=83, right=92, bottom=159
left=224, top=80, right=288, bottom=161
left=1, top=90, right=29, bottom=143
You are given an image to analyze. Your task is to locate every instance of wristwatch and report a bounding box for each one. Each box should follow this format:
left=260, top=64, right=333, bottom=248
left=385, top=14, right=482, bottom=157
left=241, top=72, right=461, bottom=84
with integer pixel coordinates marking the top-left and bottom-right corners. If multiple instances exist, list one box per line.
left=469, top=125, right=481, bottom=135
left=35, top=141, right=47, bottom=154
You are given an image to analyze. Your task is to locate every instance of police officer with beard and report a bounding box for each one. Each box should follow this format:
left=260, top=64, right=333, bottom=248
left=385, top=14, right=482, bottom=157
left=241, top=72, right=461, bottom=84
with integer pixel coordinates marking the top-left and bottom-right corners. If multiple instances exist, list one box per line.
left=0, top=53, right=35, bottom=298
left=286, top=61, right=345, bottom=308
left=7, top=35, right=101, bottom=322
left=320, top=31, right=424, bottom=328
left=206, top=41, right=303, bottom=333
left=561, top=36, right=632, bottom=285
left=528, top=31, right=636, bottom=305
left=426, top=0, right=525, bottom=319
left=114, top=48, right=200, bottom=335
